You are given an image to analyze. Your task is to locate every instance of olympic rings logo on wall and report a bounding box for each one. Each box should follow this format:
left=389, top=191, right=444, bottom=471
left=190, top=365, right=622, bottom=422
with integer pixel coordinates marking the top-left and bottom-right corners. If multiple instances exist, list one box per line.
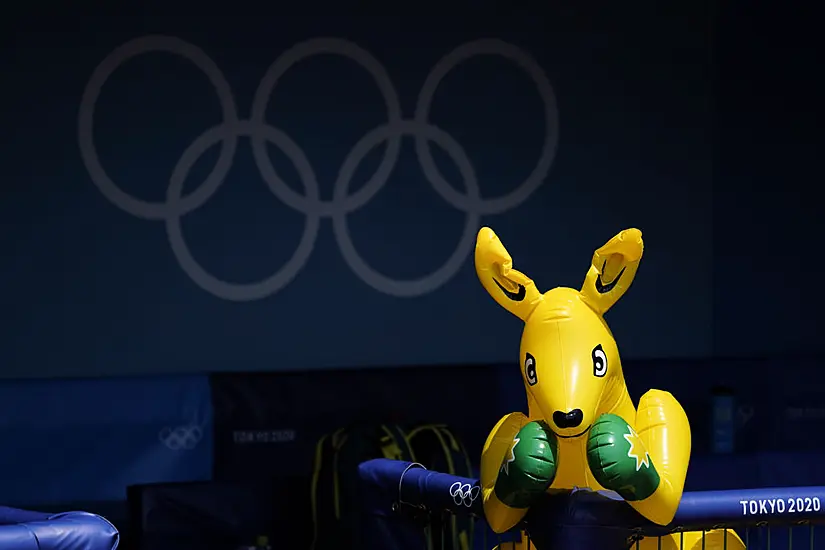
left=78, top=36, right=559, bottom=301
left=158, top=410, right=208, bottom=451
left=158, top=424, right=203, bottom=451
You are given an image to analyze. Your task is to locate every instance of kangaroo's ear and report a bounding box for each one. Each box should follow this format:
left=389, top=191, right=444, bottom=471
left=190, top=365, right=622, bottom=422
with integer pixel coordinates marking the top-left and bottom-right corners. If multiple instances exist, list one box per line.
left=475, top=227, right=542, bottom=322
left=580, top=228, right=644, bottom=315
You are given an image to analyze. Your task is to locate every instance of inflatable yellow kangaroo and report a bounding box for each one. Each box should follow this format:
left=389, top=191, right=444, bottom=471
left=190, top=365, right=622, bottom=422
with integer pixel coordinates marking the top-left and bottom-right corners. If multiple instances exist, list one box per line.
left=475, top=227, right=745, bottom=550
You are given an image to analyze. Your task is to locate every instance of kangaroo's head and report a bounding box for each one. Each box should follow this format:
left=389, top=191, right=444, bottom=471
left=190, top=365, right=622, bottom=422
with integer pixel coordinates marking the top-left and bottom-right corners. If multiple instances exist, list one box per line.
left=475, top=227, right=644, bottom=438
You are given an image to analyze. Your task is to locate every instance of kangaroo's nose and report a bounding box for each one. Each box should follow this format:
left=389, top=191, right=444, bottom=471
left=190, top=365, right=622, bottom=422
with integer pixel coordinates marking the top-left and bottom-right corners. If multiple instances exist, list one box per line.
left=553, top=409, right=584, bottom=429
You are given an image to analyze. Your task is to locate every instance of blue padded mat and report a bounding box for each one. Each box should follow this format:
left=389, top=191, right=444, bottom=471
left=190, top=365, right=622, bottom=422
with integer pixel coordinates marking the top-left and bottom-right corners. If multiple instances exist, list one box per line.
left=0, top=506, right=118, bottom=550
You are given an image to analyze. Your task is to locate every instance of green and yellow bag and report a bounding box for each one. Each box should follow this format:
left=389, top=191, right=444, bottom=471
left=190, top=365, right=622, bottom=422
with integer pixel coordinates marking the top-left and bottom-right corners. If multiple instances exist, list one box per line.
left=310, top=423, right=415, bottom=550
left=310, top=421, right=475, bottom=550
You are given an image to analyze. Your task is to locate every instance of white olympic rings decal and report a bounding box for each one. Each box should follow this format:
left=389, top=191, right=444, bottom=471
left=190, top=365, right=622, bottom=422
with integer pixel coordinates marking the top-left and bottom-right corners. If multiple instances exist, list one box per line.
left=449, top=481, right=480, bottom=508
left=78, top=35, right=559, bottom=301
left=159, top=424, right=204, bottom=450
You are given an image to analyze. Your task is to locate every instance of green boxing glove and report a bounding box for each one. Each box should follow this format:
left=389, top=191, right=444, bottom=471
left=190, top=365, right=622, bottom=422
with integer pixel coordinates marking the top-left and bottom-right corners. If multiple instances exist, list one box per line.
left=494, top=420, right=558, bottom=509
left=586, top=414, right=660, bottom=501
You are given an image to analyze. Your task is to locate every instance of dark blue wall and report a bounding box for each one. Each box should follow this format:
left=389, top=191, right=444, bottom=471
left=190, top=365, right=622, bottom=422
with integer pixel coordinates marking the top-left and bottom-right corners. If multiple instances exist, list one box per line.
left=0, top=8, right=723, bottom=378
left=712, top=2, right=823, bottom=357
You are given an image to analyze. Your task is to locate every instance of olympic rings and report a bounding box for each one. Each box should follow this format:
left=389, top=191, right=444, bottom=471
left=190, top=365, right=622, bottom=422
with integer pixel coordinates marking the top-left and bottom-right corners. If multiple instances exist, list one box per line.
left=78, top=35, right=559, bottom=301
left=250, top=38, right=404, bottom=218
left=332, top=120, right=479, bottom=297
left=415, top=39, right=558, bottom=215
left=159, top=425, right=204, bottom=451
left=166, top=121, right=321, bottom=301
left=449, top=481, right=480, bottom=508
left=79, top=36, right=240, bottom=221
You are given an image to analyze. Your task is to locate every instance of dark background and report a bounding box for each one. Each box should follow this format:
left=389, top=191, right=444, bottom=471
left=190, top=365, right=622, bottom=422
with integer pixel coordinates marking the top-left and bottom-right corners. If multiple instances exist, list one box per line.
left=3, top=9, right=715, bottom=377
left=1, top=1, right=824, bottom=547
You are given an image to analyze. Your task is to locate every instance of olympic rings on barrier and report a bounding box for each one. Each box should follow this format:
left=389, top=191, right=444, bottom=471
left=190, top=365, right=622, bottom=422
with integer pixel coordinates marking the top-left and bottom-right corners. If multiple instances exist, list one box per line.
left=449, top=481, right=480, bottom=508
left=78, top=35, right=559, bottom=301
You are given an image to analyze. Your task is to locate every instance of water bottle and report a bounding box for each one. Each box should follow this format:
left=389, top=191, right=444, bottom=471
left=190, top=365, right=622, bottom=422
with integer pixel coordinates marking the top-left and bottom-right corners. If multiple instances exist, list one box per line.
left=711, top=386, right=735, bottom=454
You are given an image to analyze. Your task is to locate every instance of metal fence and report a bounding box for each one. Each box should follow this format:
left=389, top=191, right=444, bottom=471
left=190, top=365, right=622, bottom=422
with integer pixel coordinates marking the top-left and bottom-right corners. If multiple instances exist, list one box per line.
left=359, top=459, right=825, bottom=550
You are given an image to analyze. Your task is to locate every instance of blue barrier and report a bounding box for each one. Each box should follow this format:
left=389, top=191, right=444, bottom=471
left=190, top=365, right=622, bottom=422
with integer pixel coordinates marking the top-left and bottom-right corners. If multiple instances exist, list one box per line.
left=360, top=459, right=825, bottom=549
left=0, top=375, right=212, bottom=505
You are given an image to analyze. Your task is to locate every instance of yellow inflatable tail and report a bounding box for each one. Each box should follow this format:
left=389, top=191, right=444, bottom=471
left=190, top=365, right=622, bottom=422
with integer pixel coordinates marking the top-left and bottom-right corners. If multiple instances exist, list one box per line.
left=630, top=390, right=691, bottom=525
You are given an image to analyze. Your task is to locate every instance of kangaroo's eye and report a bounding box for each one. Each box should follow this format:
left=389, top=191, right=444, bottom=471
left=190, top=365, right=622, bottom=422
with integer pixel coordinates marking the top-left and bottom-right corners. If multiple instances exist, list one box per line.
left=524, top=353, right=538, bottom=386
left=592, top=344, right=607, bottom=377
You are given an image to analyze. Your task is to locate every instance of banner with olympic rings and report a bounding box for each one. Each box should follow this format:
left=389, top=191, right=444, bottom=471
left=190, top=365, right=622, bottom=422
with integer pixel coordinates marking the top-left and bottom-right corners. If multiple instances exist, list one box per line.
left=0, top=374, right=212, bottom=505
left=1, top=13, right=713, bottom=378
